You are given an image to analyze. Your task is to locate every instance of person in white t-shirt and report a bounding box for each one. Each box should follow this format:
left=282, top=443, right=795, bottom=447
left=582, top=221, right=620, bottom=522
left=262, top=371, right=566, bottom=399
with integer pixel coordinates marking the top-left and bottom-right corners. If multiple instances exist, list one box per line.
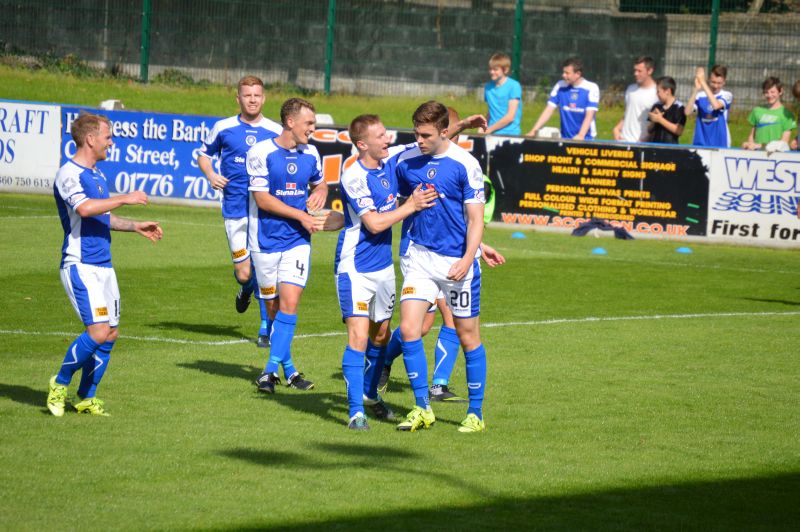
left=613, top=56, right=658, bottom=143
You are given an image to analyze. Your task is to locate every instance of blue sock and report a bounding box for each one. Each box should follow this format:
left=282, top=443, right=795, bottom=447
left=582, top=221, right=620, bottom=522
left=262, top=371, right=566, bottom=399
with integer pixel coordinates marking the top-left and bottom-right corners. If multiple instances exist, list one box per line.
left=78, top=340, right=114, bottom=399
left=432, top=326, right=460, bottom=386
left=384, top=328, right=403, bottom=368
left=464, top=344, right=487, bottom=419
left=401, top=338, right=429, bottom=409
left=56, top=332, right=100, bottom=386
left=342, top=346, right=365, bottom=418
left=264, top=311, right=296, bottom=375
left=258, top=299, right=270, bottom=336
left=269, top=311, right=298, bottom=379
left=363, top=340, right=386, bottom=400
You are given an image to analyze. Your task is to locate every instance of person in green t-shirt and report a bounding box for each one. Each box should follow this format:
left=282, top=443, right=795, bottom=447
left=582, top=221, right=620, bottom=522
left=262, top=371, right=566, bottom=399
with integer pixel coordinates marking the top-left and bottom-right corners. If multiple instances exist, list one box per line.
left=743, top=77, right=796, bottom=150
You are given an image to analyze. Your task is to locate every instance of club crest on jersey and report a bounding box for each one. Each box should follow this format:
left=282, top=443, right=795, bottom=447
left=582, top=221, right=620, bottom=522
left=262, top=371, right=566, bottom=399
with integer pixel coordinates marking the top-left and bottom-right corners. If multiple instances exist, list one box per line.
left=381, top=178, right=390, bottom=189
left=570, top=92, right=578, bottom=101
left=245, top=135, right=256, bottom=146
left=287, top=162, right=298, bottom=175
left=426, top=168, right=437, bottom=179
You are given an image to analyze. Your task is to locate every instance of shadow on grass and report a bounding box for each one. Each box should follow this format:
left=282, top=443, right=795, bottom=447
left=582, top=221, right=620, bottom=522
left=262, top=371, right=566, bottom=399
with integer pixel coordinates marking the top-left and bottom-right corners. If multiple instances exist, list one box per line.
left=176, top=359, right=260, bottom=381
left=218, top=441, right=490, bottom=498
left=0, top=382, right=44, bottom=408
left=149, top=321, right=246, bottom=339
left=741, top=297, right=800, bottom=306
left=208, top=471, right=800, bottom=530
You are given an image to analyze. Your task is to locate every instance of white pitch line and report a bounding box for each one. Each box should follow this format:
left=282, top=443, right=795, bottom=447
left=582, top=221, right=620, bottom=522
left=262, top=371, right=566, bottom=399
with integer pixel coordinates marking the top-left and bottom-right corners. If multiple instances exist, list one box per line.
left=2, top=310, right=798, bottom=347
left=495, top=245, right=799, bottom=276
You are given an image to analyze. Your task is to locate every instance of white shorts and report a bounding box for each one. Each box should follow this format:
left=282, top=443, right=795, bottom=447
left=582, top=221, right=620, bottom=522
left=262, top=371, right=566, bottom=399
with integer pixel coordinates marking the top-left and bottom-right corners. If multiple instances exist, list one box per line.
left=252, top=244, right=311, bottom=299
left=60, top=263, right=120, bottom=327
left=400, top=243, right=481, bottom=319
left=336, top=265, right=396, bottom=322
left=400, top=251, right=441, bottom=312
left=224, top=217, right=249, bottom=263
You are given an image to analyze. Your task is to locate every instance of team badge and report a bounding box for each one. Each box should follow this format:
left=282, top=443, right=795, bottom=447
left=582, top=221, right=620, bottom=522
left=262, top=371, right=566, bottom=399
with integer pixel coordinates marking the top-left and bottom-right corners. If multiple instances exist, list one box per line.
left=381, top=178, right=390, bottom=189
left=426, top=168, right=437, bottom=179
left=287, top=162, right=298, bottom=174
left=245, top=135, right=256, bottom=146
left=570, top=92, right=578, bottom=101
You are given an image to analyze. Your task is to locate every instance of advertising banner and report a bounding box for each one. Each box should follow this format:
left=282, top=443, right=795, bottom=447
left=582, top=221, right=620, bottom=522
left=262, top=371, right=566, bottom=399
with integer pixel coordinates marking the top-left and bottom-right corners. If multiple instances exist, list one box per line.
left=60, top=106, right=223, bottom=205
left=0, top=100, right=61, bottom=193
left=488, top=138, right=711, bottom=238
left=707, top=148, right=800, bottom=246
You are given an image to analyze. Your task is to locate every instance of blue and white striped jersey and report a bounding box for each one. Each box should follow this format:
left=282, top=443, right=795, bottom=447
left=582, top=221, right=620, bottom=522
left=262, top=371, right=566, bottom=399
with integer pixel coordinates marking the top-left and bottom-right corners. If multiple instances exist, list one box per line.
left=335, top=143, right=416, bottom=274
left=53, top=160, right=112, bottom=269
left=547, top=79, right=600, bottom=139
left=396, top=142, right=485, bottom=258
left=198, top=115, right=281, bottom=218
left=246, top=138, right=324, bottom=253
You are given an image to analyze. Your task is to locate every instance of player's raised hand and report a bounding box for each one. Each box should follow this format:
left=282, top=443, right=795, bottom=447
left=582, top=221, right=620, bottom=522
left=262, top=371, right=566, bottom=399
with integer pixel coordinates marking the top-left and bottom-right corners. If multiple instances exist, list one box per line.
left=311, top=210, right=344, bottom=232
left=480, top=242, right=506, bottom=268
left=411, top=184, right=438, bottom=211
left=208, top=172, right=229, bottom=190
left=306, top=185, right=327, bottom=212
left=135, top=221, right=163, bottom=243
left=460, top=114, right=488, bottom=132
left=301, top=213, right=320, bottom=234
left=124, top=191, right=149, bottom=205
left=447, top=257, right=471, bottom=281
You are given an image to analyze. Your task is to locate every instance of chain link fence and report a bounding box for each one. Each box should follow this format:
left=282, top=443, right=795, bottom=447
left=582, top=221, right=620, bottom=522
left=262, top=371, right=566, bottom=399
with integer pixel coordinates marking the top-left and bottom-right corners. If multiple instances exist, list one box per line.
left=1, top=0, right=798, bottom=107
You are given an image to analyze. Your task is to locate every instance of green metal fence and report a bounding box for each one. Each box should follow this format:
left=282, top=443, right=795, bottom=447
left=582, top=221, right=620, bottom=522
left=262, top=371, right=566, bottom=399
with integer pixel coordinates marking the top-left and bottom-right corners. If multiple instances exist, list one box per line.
left=1, top=0, right=798, bottom=108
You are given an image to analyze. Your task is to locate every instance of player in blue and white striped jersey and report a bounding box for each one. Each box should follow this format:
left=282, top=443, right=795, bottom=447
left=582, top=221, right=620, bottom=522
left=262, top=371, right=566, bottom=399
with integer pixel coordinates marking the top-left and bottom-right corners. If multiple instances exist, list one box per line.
left=527, top=57, right=600, bottom=140
left=335, top=114, right=438, bottom=430
left=394, top=101, right=488, bottom=433
left=246, top=98, right=329, bottom=394
left=47, top=113, right=163, bottom=417
left=197, top=76, right=282, bottom=348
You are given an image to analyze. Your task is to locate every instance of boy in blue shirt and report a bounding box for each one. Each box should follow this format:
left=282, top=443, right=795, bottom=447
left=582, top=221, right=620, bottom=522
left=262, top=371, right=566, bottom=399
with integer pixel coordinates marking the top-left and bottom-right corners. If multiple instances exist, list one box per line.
left=484, top=53, right=523, bottom=136
left=685, top=65, right=732, bottom=148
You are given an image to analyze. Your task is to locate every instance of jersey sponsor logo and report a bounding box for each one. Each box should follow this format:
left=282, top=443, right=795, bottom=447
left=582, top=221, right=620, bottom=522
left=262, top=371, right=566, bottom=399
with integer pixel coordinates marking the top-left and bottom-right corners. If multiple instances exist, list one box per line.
left=426, top=168, right=437, bottom=179
left=275, top=189, right=304, bottom=196
left=234, top=156, right=245, bottom=163
left=286, top=182, right=297, bottom=190
left=95, top=306, right=108, bottom=317
left=245, top=135, right=256, bottom=146
left=287, top=162, right=298, bottom=174
left=356, top=301, right=369, bottom=311
left=232, top=248, right=247, bottom=259
left=402, top=286, right=416, bottom=295
left=260, top=286, right=277, bottom=296
left=381, top=178, right=390, bottom=189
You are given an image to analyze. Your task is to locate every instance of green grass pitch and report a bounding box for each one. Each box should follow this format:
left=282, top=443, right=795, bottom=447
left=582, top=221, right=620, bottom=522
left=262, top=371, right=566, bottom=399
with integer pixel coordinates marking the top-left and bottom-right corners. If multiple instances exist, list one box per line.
left=0, top=192, right=798, bottom=530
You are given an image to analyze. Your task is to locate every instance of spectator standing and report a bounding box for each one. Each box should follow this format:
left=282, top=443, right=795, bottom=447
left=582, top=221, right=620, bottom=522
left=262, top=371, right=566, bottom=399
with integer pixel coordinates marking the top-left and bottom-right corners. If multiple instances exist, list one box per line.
left=613, top=56, right=658, bottom=142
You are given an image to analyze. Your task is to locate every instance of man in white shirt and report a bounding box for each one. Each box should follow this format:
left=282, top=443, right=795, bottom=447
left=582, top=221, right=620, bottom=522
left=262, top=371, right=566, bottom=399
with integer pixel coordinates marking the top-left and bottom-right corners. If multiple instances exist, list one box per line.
left=613, top=56, right=658, bottom=143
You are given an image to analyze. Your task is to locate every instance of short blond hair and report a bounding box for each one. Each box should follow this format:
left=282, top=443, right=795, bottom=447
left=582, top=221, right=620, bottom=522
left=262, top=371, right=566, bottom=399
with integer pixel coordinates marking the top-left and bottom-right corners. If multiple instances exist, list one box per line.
left=489, top=53, right=511, bottom=73
left=71, top=113, right=110, bottom=148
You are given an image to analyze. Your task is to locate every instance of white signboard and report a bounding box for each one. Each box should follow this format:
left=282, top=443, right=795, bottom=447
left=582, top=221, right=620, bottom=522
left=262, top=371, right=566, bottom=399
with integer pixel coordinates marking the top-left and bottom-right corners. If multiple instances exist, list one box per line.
left=0, top=100, right=61, bottom=194
left=707, top=148, right=800, bottom=247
